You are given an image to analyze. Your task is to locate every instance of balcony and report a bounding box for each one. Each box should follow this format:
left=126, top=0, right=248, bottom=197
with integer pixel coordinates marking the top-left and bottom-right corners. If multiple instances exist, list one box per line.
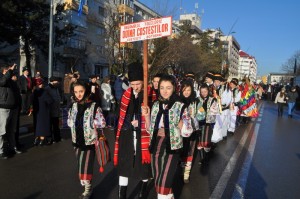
left=64, top=0, right=89, bottom=15
left=118, top=4, right=134, bottom=16
left=62, top=38, right=87, bottom=58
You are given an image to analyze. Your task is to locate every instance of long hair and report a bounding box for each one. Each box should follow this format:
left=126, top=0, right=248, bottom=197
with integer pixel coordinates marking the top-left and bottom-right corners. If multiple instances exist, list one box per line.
left=72, top=80, right=91, bottom=103
left=157, top=75, right=179, bottom=104
left=180, top=79, right=195, bottom=105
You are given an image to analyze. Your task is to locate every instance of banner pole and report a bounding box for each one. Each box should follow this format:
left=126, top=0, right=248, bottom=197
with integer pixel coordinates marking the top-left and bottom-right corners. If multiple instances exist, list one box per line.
left=143, top=40, right=148, bottom=107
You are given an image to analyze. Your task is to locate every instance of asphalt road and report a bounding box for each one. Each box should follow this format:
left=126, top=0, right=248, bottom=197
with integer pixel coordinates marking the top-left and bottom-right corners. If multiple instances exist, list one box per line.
left=0, top=101, right=299, bottom=199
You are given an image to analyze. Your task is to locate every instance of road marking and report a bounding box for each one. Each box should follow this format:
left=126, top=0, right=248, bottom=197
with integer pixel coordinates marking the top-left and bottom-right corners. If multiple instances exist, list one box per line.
left=210, top=102, right=263, bottom=199
left=232, top=123, right=260, bottom=199
left=231, top=103, right=264, bottom=199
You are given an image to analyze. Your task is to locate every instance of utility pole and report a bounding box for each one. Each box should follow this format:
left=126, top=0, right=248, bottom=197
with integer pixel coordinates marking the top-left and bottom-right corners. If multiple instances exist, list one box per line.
left=48, top=0, right=54, bottom=81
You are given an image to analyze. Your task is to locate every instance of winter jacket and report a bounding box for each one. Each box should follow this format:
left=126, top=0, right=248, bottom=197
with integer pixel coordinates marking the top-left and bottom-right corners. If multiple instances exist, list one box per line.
left=0, top=70, right=16, bottom=109
left=101, top=83, right=114, bottom=111
left=114, top=77, right=124, bottom=101
left=286, top=91, right=298, bottom=103
left=19, top=75, right=32, bottom=94
left=45, top=84, right=61, bottom=117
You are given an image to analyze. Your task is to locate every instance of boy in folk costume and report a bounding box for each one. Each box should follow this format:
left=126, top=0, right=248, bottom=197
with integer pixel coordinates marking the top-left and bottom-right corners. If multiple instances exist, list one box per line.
left=228, top=78, right=242, bottom=135
left=114, top=62, right=151, bottom=199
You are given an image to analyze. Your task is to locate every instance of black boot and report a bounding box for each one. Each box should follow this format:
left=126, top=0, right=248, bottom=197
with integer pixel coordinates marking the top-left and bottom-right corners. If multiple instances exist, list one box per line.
left=118, top=186, right=127, bottom=199
left=138, top=181, right=148, bottom=199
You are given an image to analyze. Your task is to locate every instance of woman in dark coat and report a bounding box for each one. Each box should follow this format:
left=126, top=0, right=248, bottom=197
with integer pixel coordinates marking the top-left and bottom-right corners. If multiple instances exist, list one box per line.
left=31, top=78, right=53, bottom=146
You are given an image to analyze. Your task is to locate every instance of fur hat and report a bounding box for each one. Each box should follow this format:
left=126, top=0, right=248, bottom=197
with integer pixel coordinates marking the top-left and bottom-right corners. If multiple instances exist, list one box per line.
left=128, top=62, right=143, bottom=82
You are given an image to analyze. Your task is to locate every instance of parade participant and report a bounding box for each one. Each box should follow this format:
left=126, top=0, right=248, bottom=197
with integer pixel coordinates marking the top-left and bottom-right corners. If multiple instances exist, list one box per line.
left=228, top=78, right=242, bottom=135
left=196, top=84, right=220, bottom=164
left=185, top=72, right=200, bottom=97
left=142, top=75, right=193, bottom=199
left=238, top=77, right=259, bottom=123
left=274, top=87, right=286, bottom=117
left=148, top=73, right=162, bottom=107
left=67, top=80, right=106, bottom=199
left=286, top=86, right=298, bottom=118
left=114, top=62, right=151, bottom=199
left=204, top=71, right=215, bottom=97
left=211, top=74, right=231, bottom=143
left=179, top=80, right=200, bottom=183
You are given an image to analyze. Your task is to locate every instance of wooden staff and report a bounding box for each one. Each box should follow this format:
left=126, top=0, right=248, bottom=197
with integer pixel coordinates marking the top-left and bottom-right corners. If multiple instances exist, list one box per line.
left=143, top=40, right=148, bottom=107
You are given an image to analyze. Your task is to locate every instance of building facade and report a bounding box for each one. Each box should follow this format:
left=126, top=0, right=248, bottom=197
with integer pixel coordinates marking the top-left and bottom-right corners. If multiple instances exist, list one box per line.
left=238, top=50, right=257, bottom=83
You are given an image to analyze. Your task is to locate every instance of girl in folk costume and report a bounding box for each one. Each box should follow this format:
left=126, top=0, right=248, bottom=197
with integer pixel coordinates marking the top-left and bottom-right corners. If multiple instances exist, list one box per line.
left=204, top=71, right=215, bottom=97
left=148, top=73, right=162, bottom=108
left=114, top=62, right=151, bottom=199
left=228, top=78, right=242, bottom=135
left=196, top=84, right=220, bottom=164
left=211, top=74, right=231, bottom=143
left=67, top=81, right=106, bottom=199
left=142, top=75, right=193, bottom=199
left=179, top=80, right=200, bottom=183
left=274, top=87, right=287, bottom=117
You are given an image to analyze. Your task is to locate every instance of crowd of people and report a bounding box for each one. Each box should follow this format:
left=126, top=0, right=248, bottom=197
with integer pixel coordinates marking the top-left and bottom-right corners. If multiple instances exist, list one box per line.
left=1, top=62, right=298, bottom=199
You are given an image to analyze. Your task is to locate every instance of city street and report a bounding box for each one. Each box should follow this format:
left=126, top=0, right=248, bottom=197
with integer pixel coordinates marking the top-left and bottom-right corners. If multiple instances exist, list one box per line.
left=0, top=101, right=300, bottom=199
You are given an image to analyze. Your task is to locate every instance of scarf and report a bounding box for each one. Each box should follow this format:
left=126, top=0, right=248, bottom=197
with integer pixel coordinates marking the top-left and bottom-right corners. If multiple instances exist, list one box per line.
left=113, top=88, right=151, bottom=166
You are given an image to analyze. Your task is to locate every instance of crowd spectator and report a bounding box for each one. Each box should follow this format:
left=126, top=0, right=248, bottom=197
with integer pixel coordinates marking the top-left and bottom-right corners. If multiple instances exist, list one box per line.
left=274, top=87, right=286, bottom=117
left=31, top=78, right=53, bottom=146
left=100, top=76, right=115, bottom=119
left=45, top=76, right=62, bottom=143
left=286, top=86, right=299, bottom=118
left=63, top=73, right=73, bottom=106
left=0, top=64, right=22, bottom=160
left=89, top=75, right=101, bottom=104
left=19, top=66, right=33, bottom=114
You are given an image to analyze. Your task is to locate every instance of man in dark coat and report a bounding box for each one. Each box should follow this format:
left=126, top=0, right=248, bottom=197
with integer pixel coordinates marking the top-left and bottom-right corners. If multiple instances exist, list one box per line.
left=19, top=66, right=32, bottom=114
left=0, top=64, right=22, bottom=160
left=45, top=76, right=62, bottom=143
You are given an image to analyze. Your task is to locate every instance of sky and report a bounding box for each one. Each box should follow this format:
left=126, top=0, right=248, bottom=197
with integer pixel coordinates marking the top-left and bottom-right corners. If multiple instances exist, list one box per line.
left=139, top=0, right=300, bottom=76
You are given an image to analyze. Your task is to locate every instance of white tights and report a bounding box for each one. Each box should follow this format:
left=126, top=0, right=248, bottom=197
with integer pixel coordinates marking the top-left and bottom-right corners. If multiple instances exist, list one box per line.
left=119, top=176, right=148, bottom=186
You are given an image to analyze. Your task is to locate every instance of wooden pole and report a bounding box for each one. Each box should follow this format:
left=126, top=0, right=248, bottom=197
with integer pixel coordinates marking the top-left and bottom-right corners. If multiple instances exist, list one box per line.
left=143, top=40, right=148, bottom=107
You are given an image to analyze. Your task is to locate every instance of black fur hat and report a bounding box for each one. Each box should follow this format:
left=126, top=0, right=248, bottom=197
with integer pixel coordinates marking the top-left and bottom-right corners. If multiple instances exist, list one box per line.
left=128, top=62, right=144, bottom=82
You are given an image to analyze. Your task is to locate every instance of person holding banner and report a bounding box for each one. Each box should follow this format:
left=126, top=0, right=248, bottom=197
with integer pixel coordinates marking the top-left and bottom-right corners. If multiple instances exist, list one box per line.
left=113, top=62, right=151, bottom=199
left=142, top=75, right=193, bottom=199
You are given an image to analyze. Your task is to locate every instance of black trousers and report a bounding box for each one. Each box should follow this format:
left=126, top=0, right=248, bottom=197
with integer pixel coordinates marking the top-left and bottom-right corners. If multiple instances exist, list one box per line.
left=50, top=117, right=61, bottom=141
left=277, top=103, right=285, bottom=116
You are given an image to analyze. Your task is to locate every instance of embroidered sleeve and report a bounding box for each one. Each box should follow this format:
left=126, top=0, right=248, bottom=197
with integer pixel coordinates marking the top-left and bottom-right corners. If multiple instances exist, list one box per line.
left=94, top=107, right=106, bottom=128
left=181, top=107, right=193, bottom=137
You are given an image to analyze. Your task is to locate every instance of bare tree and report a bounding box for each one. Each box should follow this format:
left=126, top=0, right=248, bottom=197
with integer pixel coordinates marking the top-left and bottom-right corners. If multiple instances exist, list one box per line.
left=281, top=50, right=300, bottom=75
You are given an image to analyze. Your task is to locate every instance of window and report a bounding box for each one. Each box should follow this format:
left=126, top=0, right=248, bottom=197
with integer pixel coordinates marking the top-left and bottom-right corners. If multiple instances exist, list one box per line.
left=99, top=6, right=105, bottom=16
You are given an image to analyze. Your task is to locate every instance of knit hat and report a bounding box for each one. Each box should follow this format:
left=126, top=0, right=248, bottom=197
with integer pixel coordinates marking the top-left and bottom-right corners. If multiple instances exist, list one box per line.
left=49, top=76, right=60, bottom=82
left=230, top=78, right=239, bottom=86
left=128, top=62, right=143, bottom=82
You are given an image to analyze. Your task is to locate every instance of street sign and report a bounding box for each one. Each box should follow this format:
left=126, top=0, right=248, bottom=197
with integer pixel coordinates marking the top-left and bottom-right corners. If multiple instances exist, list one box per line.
left=120, top=16, right=172, bottom=43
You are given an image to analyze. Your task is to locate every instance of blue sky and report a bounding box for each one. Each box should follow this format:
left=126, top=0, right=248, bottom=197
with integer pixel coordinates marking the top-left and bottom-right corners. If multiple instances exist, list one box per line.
left=139, top=0, right=300, bottom=76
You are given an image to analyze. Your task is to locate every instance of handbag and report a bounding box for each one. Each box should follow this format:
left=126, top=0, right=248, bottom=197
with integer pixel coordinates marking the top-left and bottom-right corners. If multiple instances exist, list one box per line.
left=94, top=128, right=111, bottom=173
